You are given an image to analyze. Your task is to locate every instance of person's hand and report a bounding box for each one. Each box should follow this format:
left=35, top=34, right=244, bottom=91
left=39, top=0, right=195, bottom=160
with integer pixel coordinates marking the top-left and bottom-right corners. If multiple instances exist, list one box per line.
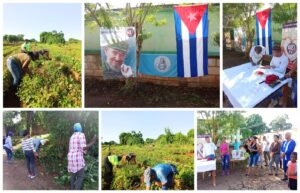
left=121, top=64, right=133, bottom=78
left=91, top=135, right=97, bottom=143
left=34, top=152, right=38, bottom=158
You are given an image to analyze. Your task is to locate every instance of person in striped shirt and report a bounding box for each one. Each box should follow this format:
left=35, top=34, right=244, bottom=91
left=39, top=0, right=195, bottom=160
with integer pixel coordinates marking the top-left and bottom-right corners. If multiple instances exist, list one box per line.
left=68, top=123, right=97, bottom=190
left=21, top=130, right=38, bottom=179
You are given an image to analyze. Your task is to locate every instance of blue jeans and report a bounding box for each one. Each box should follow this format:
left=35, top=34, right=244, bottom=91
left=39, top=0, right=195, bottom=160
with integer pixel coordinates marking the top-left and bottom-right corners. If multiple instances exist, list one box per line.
left=3, top=146, right=13, bottom=161
left=6, top=57, right=23, bottom=86
left=24, top=150, right=35, bottom=176
left=161, top=174, right=174, bottom=190
left=249, top=153, right=259, bottom=167
left=222, top=154, right=230, bottom=171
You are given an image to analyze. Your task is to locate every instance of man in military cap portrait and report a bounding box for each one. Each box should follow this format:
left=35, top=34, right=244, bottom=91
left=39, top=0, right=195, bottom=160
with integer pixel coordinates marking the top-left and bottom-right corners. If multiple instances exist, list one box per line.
left=103, top=40, right=133, bottom=79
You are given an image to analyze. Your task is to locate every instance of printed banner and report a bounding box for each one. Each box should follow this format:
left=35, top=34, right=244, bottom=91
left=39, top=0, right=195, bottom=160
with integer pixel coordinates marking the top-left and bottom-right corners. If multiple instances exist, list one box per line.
left=174, top=4, right=209, bottom=77
left=100, top=27, right=136, bottom=80
left=139, top=53, right=177, bottom=77
left=256, top=8, right=272, bottom=55
left=282, top=22, right=297, bottom=69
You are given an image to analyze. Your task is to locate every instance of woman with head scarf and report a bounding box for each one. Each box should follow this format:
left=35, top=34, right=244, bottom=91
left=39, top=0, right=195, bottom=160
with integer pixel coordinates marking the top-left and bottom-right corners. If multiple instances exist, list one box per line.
left=67, top=123, right=97, bottom=190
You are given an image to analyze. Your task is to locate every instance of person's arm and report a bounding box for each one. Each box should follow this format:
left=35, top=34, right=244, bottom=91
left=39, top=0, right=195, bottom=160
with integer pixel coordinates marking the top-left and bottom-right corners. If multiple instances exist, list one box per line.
left=285, top=141, right=296, bottom=155
left=83, top=135, right=97, bottom=151
left=22, top=57, right=31, bottom=69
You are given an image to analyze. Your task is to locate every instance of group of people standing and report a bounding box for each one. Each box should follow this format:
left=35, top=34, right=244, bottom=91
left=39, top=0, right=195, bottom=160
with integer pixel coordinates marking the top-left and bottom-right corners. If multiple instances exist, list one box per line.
left=244, top=132, right=297, bottom=190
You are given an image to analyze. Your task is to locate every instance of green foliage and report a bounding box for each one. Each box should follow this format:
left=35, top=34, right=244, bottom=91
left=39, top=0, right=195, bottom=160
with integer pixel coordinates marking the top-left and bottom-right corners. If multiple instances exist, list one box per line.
left=3, top=34, right=24, bottom=43
left=119, top=131, right=144, bottom=145
left=4, top=111, right=99, bottom=190
left=40, top=31, right=65, bottom=44
left=272, top=3, right=297, bottom=26
left=245, top=114, right=267, bottom=135
left=3, top=42, right=81, bottom=107
left=102, top=144, right=194, bottom=190
left=269, top=114, right=292, bottom=131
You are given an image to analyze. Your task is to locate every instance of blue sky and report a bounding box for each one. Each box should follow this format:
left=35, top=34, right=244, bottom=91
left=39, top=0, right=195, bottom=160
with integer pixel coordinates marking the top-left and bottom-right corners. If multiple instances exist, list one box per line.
left=101, top=111, right=194, bottom=142
left=3, top=3, right=82, bottom=40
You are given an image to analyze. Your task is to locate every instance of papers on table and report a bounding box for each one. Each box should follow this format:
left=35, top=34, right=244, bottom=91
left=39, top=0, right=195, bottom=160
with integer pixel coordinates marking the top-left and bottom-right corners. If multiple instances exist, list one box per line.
left=223, top=62, right=292, bottom=108
left=197, top=160, right=216, bottom=172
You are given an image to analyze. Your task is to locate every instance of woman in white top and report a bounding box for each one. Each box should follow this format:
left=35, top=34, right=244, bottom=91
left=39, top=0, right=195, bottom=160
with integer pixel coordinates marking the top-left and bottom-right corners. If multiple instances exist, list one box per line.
left=21, top=130, right=37, bottom=179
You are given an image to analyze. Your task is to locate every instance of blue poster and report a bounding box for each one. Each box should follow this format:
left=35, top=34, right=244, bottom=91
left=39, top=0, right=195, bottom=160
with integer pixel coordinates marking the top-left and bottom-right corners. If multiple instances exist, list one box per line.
left=139, top=53, right=177, bottom=77
left=100, top=27, right=136, bottom=80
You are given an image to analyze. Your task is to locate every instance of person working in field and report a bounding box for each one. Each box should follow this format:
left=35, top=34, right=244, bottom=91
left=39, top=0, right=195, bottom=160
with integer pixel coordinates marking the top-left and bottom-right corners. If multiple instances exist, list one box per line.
left=103, top=40, right=133, bottom=79
left=21, top=39, right=31, bottom=53
left=21, top=130, right=37, bottom=179
left=67, top=123, right=97, bottom=190
left=3, top=131, right=14, bottom=163
left=249, top=45, right=266, bottom=66
left=103, top=153, right=137, bottom=190
left=144, top=163, right=178, bottom=190
left=6, top=49, right=51, bottom=87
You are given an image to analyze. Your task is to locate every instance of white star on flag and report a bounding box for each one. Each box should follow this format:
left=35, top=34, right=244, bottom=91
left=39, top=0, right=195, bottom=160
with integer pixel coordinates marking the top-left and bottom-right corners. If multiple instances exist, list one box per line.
left=187, top=12, right=197, bottom=22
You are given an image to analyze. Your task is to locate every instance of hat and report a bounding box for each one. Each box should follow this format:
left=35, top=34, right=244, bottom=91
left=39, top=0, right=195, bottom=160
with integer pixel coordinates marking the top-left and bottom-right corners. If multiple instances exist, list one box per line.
left=73, top=123, right=82, bottom=132
left=107, top=41, right=129, bottom=52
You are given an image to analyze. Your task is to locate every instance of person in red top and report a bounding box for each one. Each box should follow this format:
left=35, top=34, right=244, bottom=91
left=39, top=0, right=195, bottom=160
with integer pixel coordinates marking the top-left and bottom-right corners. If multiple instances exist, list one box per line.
left=67, top=123, right=97, bottom=190
left=287, top=152, right=297, bottom=190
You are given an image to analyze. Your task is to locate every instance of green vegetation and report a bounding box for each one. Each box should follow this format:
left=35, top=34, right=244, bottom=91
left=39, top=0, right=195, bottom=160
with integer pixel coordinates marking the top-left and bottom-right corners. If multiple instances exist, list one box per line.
left=197, top=111, right=293, bottom=144
left=3, top=111, right=98, bottom=190
left=3, top=40, right=81, bottom=107
left=102, top=128, right=194, bottom=190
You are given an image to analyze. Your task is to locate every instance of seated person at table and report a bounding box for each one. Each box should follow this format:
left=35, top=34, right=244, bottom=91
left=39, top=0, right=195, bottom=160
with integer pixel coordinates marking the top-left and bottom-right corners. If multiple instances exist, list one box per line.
left=249, top=45, right=266, bottom=66
left=266, top=45, right=290, bottom=107
left=203, top=136, right=217, bottom=160
left=261, top=45, right=288, bottom=74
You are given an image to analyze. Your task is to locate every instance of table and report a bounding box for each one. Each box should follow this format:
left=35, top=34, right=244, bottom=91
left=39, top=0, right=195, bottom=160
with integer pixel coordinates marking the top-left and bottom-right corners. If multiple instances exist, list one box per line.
left=197, top=160, right=216, bottom=186
left=223, top=62, right=292, bottom=108
left=230, top=158, right=247, bottom=172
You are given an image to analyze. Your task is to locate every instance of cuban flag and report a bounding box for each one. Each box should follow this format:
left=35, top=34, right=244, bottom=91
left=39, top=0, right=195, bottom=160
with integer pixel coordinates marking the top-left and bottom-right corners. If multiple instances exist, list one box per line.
left=256, top=8, right=272, bottom=55
left=174, top=4, right=208, bottom=77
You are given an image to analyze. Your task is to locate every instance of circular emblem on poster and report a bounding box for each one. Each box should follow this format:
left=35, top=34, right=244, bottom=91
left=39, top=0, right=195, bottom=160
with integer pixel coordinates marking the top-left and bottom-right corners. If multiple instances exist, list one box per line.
left=286, top=43, right=297, bottom=55
left=154, top=56, right=171, bottom=73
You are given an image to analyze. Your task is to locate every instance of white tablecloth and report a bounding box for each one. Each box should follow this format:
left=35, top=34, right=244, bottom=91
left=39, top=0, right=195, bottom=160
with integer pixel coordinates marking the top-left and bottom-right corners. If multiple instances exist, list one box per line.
left=197, top=160, right=216, bottom=172
left=223, top=62, right=292, bottom=108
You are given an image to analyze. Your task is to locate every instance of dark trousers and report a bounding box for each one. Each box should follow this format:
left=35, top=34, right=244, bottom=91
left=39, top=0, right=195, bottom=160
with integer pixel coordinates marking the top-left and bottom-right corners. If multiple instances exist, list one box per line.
left=289, top=178, right=297, bottom=190
left=70, top=168, right=85, bottom=190
left=24, top=150, right=35, bottom=176
left=103, top=156, right=113, bottom=190
left=263, top=151, right=270, bottom=165
left=4, top=146, right=13, bottom=161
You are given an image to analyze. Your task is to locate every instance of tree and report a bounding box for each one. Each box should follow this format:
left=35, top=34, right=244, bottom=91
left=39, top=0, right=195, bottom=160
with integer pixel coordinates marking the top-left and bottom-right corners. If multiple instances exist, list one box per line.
left=269, top=114, right=292, bottom=131
left=40, top=31, right=66, bottom=44
left=119, top=131, right=144, bottom=145
left=245, top=114, right=267, bottom=135
left=85, top=3, right=166, bottom=85
left=272, top=3, right=297, bottom=30
left=223, top=3, right=261, bottom=56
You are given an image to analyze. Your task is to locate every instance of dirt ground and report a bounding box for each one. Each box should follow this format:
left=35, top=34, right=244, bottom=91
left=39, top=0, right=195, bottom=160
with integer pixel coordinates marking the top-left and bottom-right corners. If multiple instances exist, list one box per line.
left=85, top=78, right=220, bottom=107
left=223, top=50, right=249, bottom=69
left=3, top=154, right=63, bottom=190
left=198, top=163, right=290, bottom=190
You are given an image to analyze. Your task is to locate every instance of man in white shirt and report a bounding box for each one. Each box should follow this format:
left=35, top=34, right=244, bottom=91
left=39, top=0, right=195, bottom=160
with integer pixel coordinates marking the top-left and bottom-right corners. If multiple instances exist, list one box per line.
left=262, top=45, right=289, bottom=74
left=249, top=45, right=266, bottom=65
left=203, top=136, right=217, bottom=160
